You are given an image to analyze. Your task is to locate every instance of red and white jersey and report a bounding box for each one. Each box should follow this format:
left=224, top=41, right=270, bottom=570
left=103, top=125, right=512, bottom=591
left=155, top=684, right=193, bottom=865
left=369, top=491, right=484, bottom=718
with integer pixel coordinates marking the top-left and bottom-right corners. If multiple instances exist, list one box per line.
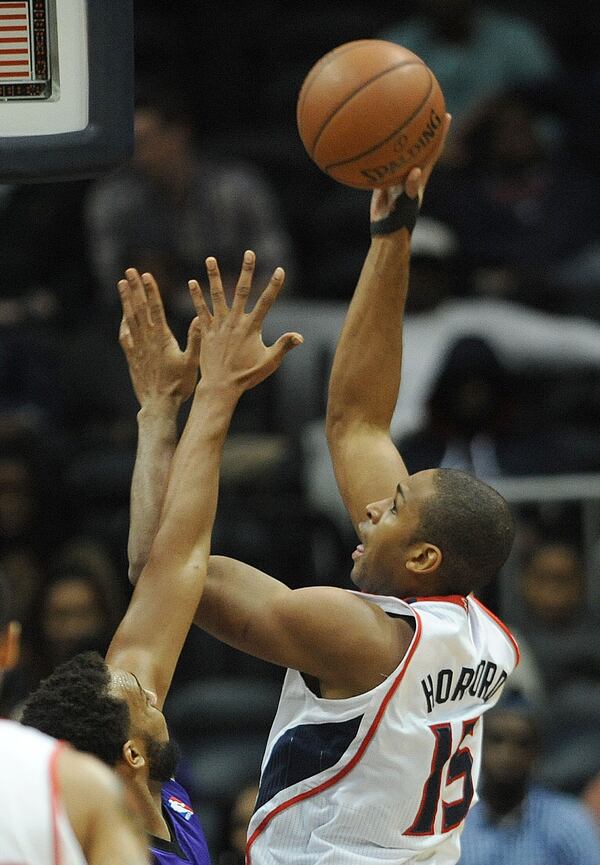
left=247, top=592, right=519, bottom=865
left=0, top=720, right=87, bottom=865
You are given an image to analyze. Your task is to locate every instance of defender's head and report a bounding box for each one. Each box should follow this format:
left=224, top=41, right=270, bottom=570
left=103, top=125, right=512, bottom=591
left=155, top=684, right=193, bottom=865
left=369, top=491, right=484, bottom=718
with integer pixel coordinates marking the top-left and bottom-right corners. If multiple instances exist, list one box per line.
left=21, top=652, right=179, bottom=784
left=352, top=468, right=514, bottom=598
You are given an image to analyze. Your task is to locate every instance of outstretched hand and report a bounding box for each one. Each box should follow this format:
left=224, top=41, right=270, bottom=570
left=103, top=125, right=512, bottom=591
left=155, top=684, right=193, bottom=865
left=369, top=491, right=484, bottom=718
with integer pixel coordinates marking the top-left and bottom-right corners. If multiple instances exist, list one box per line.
left=370, top=112, right=452, bottom=222
left=118, top=269, right=201, bottom=408
left=189, top=250, right=303, bottom=394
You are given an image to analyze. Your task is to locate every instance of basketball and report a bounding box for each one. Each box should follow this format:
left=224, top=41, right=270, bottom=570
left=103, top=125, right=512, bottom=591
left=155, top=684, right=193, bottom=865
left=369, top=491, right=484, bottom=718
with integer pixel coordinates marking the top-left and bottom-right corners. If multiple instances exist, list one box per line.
left=296, top=39, right=446, bottom=189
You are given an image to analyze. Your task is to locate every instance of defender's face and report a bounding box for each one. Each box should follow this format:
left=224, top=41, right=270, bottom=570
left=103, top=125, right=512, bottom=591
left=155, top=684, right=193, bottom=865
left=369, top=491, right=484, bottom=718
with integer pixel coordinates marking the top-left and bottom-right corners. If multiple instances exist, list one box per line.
left=351, top=470, right=438, bottom=597
left=109, top=668, right=169, bottom=746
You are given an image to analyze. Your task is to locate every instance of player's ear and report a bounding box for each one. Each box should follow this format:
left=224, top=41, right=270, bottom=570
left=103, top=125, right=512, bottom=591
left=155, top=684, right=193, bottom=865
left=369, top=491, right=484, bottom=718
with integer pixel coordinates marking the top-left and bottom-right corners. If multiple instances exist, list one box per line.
left=0, top=621, right=21, bottom=671
left=406, top=543, right=442, bottom=575
left=122, top=740, right=146, bottom=772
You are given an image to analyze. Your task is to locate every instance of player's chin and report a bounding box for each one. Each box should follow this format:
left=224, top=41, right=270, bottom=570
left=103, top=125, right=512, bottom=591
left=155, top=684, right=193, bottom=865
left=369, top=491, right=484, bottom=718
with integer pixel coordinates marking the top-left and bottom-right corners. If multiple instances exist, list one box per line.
left=350, top=559, right=368, bottom=592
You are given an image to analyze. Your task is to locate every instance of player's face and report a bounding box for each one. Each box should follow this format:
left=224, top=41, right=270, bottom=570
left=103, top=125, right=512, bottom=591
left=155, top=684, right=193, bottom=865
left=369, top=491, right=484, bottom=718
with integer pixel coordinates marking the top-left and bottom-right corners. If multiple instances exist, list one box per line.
left=110, top=668, right=170, bottom=749
left=351, top=470, right=437, bottom=597
left=110, top=668, right=180, bottom=781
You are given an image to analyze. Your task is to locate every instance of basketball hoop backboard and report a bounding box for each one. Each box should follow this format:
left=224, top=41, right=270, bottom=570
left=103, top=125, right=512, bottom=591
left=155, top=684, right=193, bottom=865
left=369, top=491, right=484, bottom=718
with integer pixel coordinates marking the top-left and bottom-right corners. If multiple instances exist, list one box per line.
left=0, top=0, right=133, bottom=181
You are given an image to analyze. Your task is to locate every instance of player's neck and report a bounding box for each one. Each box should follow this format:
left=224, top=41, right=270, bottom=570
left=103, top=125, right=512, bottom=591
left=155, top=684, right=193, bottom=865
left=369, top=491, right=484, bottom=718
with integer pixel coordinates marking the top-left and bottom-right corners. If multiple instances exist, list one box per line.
left=131, top=777, right=171, bottom=840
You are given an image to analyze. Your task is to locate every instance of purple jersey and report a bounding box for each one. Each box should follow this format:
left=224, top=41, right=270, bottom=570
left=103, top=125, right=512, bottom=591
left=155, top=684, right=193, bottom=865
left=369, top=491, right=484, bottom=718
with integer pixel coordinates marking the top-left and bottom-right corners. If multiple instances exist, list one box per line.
left=150, top=778, right=211, bottom=865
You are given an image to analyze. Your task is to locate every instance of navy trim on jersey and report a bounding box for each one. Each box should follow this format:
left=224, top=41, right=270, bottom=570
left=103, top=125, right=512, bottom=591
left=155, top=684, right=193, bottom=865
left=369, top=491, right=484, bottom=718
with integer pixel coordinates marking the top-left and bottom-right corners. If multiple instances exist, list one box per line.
left=256, top=715, right=363, bottom=810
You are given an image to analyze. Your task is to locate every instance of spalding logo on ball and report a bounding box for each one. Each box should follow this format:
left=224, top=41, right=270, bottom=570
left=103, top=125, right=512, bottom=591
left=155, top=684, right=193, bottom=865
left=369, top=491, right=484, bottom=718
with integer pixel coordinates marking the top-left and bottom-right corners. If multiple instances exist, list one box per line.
left=296, top=39, right=446, bottom=189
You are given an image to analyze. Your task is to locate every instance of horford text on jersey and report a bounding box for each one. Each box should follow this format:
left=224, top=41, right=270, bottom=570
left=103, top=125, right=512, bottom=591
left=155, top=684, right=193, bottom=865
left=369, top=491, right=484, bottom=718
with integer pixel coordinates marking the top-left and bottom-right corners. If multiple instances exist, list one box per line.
left=421, top=660, right=509, bottom=713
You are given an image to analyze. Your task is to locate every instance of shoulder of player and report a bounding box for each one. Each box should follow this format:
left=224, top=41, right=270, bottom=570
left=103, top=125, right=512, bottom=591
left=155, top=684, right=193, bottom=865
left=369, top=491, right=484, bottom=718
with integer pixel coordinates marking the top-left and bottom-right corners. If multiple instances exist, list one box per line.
left=291, top=584, right=391, bottom=616
left=290, top=586, right=414, bottom=654
left=161, top=776, right=192, bottom=805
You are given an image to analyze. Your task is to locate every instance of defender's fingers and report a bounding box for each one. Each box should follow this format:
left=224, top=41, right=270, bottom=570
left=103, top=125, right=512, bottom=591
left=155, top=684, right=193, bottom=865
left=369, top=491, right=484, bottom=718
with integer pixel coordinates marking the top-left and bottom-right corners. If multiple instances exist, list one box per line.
left=205, top=256, right=228, bottom=317
left=118, top=316, right=134, bottom=353
left=141, top=272, right=167, bottom=328
left=184, top=316, right=202, bottom=364
left=125, top=268, right=152, bottom=326
left=251, top=266, right=286, bottom=327
left=118, top=279, right=141, bottom=341
left=231, top=250, right=255, bottom=316
left=267, top=331, right=304, bottom=365
left=188, top=280, right=213, bottom=328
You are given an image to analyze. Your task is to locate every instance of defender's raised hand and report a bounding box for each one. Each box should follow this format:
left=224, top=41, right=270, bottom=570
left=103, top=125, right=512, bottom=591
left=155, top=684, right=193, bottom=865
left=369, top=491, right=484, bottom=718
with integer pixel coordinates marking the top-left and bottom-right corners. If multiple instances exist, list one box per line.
left=118, top=268, right=201, bottom=408
left=188, top=250, right=303, bottom=393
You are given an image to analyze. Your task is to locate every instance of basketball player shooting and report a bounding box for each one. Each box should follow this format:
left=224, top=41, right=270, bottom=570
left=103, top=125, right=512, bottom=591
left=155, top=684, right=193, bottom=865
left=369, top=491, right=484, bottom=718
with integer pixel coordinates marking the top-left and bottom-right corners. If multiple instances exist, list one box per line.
left=124, top=112, right=519, bottom=865
left=20, top=254, right=301, bottom=865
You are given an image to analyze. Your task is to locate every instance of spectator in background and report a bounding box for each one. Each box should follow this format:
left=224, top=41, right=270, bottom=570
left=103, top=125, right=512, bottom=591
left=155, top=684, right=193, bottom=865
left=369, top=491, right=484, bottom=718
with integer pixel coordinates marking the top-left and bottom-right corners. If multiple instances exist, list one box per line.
left=74, top=82, right=298, bottom=500
left=218, top=781, right=259, bottom=865
left=379, top=0, right=559, bottom=131
left=583, top=771, right=600, bottom=834
left=459, top=689, right=600, bottom=865
left=85, top=82, right=297, bottom=309
left=0, top=430, right=64, bottom=627
left=0, top=322, right=62, bottom=436
left=1, top=536, right=125, bottom=717
left=514, top=542, right=600, bottom=694
left=399, top=336, right=516, bottom=478
left=424, top=89, right=600, bottom=315
left=0, top=180, right=92, bottom=331
left=398, top=335, right=600, bottom=478
left=507, top=542, right=600, bottom=794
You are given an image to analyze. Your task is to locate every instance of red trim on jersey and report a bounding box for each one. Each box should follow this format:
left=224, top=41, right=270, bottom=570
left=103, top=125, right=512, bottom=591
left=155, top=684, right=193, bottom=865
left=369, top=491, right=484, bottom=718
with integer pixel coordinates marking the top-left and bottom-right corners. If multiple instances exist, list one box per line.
left=405, top=595, right=467, bottom=611
left=246, top=611, right=424, bottom=865
left=49, top=741, right=68, bottom=865
left=470, top=596, right=520, bottom=666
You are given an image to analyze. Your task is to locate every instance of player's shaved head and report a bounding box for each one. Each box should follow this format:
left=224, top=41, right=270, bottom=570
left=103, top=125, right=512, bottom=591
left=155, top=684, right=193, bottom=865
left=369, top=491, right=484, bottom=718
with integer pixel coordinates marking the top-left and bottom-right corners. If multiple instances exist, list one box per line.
left=417, top=469, right=515, bottom=595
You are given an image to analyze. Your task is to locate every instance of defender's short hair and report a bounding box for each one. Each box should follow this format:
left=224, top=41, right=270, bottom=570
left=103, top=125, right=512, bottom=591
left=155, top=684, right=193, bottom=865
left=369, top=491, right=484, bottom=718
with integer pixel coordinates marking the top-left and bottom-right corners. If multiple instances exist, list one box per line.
left=21, top=651, right=129, bottom=766
left=418, top=469, right=514, bottom=595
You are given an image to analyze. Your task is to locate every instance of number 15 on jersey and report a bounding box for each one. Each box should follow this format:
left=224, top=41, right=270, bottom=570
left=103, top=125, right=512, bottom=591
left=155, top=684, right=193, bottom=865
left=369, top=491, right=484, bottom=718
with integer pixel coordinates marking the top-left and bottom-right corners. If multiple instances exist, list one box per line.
left=405, top=716, right=480, bottom=836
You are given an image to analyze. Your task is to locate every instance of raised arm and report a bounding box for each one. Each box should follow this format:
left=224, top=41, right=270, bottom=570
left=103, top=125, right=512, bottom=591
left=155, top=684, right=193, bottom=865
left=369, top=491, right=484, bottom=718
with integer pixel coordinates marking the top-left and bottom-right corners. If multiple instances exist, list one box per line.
left=325, top=116, right=451, bottom=531
left=194, top=555, right=414, bottom=697
left=117, top=268, right=200, bottom=585
left=116, top=265, right=412, bottom=696
left=106, top=252, right=301, bottom=707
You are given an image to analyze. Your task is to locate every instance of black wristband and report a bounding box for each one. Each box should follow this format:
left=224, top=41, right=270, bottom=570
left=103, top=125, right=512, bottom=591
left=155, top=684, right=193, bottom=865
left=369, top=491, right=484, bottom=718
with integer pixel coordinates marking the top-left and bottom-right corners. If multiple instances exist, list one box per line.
left=370, top=192, right=420, bottom=237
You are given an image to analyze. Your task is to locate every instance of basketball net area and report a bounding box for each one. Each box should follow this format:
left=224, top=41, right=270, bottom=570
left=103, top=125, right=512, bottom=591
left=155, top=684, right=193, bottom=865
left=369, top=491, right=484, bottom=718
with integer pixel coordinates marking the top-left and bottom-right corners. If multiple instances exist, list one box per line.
left=0, top=0, right=133, bottom=181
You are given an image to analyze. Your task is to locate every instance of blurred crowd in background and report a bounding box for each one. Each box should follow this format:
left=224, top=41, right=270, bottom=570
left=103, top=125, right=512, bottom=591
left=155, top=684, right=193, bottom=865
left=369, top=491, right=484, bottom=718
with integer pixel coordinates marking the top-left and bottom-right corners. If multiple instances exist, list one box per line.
left=1, top=0, right=600, bottom=860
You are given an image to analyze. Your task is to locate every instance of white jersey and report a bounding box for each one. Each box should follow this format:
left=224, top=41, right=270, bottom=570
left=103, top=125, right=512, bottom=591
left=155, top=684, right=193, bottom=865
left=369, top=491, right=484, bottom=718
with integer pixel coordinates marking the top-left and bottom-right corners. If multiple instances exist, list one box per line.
left=0, top=720, right=87, bottom=865
left=247, top=592, right=519, bottom=865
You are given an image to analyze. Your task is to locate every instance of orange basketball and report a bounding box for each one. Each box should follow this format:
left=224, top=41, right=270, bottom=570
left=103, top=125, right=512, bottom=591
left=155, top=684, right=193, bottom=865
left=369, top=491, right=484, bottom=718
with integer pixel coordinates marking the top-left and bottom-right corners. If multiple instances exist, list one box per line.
left=296, top=39, right=446, bottom=189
